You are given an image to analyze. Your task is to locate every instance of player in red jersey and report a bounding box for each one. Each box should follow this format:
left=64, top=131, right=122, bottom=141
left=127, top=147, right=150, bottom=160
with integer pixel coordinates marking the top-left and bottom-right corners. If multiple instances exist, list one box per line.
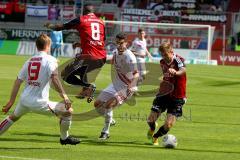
left=146, top=42, right=187, bottom=145
left=44, top=3, right=106, bottom=101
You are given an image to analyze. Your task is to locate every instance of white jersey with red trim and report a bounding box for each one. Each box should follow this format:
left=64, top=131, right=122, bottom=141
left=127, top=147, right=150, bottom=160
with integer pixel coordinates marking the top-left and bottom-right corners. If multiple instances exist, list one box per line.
left=131, top=38, right=147, bottom=54
left=112, top=49, right=138, bottom=90
left=18, top=51, right=58, bottom=107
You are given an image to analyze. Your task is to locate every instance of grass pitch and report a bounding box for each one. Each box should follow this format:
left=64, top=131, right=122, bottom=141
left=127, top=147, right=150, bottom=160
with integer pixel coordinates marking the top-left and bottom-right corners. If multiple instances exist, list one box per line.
left=0, top=55, right=240, bottom=160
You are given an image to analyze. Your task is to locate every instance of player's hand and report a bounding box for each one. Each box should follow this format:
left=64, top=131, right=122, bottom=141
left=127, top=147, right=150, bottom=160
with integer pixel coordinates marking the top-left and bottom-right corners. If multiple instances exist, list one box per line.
left=44, top=22, right=54, bottom=29
left=148, top=57, right=153, bottom=62
left=67, top=107, right=73, bottom=114
left=127, top=87, right=136, bottom=95
left=2, top=101, right=13, bottom=114
left=72, top=42, right=80, bottom=49
left=64, top=98, right=72, bottom=110
left=168, top=68, right=177, bottom=76
left=75, top=53, right=81, bottom=59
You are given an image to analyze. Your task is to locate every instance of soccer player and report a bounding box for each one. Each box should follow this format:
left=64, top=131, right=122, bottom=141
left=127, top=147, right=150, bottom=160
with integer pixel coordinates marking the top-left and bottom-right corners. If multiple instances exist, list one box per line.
left=130, top=28, right=152, bottom=84
left=44, top=3, right=106, bottom=100
left=50, top=30, right=63, bottom=58
left=146, top=41, right=187, bottom=145
left=94, top=33, right=139, bottom=140
left=0, top=34, right=80, bottom=145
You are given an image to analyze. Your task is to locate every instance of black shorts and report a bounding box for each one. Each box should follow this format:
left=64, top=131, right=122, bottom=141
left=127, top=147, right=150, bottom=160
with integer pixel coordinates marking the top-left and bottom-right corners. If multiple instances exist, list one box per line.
left=151, top=95, right=186, bottom=117
left=61, top=58, right=106, bottom=81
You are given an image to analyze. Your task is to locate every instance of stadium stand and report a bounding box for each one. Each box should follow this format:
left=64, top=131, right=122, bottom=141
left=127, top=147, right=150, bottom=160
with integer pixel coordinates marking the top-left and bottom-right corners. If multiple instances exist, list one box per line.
left=0, top=0, right=240, bottom=65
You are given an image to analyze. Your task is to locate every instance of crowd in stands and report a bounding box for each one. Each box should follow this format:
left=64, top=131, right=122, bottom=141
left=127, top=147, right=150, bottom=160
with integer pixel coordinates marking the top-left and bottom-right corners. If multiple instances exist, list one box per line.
left=1, top=0, right=240, bottom=51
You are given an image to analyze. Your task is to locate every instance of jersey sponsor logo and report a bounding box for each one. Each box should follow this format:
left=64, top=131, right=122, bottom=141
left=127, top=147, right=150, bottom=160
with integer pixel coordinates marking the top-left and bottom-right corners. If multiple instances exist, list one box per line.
left=27, top=80, right=40, bottom=87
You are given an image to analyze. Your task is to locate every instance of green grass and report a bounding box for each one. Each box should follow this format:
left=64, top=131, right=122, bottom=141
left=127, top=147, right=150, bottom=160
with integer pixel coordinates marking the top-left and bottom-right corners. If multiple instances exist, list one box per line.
left=0, top=55, right=240, bottom=160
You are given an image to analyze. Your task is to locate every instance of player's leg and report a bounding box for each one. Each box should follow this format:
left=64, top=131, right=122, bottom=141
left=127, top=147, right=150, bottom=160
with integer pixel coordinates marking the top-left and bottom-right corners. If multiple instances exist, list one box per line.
left=77, top=58, right=106, bottom=99
left=56, top=47, right=60, bottom=58
left=137, top=57, right=146, bottom=84
left=147, top=95, right=169, bottom=145
left=94, top=85, right=118, bottom=140
left=50, top=47, right=54, bottom=57
left=147, top=111, right=160, bottom=140
left=83, top=59, right=106, bottom=84
left=0, top=103, right=28, bottom=135
left=153, top=114, right=176, bottom=138
left=152, top=98, right=185, bottom=145
left=101, top=98, right=117, bottom=138
left=147, top=96, right=165, bottom=140
left=94, top=97, right=117, bottom=140
left=49, top=101, right=80, bottom=145
left=64, top=64, right=89, bottom=87
left=0, top=114, right=18, bottom=135
left=32, top=101, right=80, bottom=145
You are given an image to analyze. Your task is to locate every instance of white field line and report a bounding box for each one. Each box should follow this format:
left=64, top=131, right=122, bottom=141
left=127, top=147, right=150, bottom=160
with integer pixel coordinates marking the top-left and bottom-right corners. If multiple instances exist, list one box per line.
left=0, top=155, right=53, bottom=160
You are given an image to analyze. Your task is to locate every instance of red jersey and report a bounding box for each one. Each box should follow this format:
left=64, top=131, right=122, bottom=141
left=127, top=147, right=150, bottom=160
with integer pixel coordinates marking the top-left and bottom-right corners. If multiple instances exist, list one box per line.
left=160, top=54, right=187, bottom=99
left=64, top=13, right=106, bottom=60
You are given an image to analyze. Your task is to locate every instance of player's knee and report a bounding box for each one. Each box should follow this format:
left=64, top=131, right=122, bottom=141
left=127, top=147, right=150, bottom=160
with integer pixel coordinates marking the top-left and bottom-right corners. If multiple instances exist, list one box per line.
left=147, top=115, right=154, bottom=123
left=106, top=100, right=117, bottom=109
left=94, top=100, right=101, bottom=108
left=61, top=115, right=72, bottom=121
left=164, top=120, right=174, bottom=129
left=147, top=112, right=158, bottom=122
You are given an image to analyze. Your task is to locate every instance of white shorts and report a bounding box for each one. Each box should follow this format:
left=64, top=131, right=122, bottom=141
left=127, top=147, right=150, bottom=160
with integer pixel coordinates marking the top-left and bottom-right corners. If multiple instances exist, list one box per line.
left=13, top=101, right=68, bottom=118
left=97, top=83, right=134, bottom=105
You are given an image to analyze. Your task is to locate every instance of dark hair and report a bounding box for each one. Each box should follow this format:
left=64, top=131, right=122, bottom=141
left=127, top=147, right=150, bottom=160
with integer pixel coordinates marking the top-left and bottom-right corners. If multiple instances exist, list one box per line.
left=36, top=34, right=51, bottom=51
left=116, top=32, right=127, bottom=41
left=83, top=3, right=94, bottom=15
left=138, top=28, right=144, bottom=33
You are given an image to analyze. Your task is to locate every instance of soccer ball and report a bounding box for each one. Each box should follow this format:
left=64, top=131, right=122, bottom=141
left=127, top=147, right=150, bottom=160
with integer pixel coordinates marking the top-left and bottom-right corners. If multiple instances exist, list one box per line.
left=162, top=134, right=177, bottom=148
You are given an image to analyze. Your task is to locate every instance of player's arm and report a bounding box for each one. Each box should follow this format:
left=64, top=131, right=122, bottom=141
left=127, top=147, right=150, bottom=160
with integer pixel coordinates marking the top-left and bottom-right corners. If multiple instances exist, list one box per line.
left=2, top=61, right=28, bottom=113
left=129, top=71, right=139, bottom=90
left=146, top=49, right=153, bottom=60
left=2, top=78, right=23, bottom=113
left=49, top=60, right=72, bottom=110
left=44, top=23, right=65, bottom=31
left=51, top=72, right=72, bottom=110
left=72, top=42, right=81, bottom=49
left=168, top=67, right=186, bottom=76
left=169, top=57, right=186, bottom=76
left=132, top=51, right=146, bottom=57
left=127, top=55, right=139, bottom=91
left=44, top=17, right=80, bottom=31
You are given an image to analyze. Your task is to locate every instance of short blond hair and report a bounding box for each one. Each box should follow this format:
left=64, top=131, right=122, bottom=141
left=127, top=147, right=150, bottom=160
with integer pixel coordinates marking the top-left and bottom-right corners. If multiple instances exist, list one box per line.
left=36, top=34, right=51, bottom=51
left=159, top=41, right=172, bottom=53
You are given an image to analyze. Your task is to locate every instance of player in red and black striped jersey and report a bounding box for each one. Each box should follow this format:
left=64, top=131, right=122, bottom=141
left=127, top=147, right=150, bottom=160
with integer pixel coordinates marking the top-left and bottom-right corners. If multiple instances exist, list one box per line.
left=44, top=3, right=106, bottom=100
left=146, top=42, right=187, bottom=145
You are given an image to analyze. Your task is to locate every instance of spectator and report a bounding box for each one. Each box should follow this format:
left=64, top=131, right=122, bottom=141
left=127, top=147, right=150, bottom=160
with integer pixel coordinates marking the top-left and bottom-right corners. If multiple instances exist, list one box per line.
left=50, top=30, right=63, bottom=58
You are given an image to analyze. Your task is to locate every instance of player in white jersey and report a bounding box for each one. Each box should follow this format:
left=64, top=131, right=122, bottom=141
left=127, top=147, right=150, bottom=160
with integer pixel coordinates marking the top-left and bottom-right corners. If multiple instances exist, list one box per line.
left=0, top=34, right=80, bottom=145
left=94, top=33, right=139, bottom=140
left=130, top=28, right=152, bottom=83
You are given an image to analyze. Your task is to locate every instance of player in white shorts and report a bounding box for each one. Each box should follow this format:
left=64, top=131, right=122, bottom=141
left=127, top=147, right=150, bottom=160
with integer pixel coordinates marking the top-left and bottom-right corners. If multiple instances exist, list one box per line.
left=0, top=34, right=80, bottom=145
left=94, top=32, right=139, bottom=140
left=130, top=28, right=152, bottom=84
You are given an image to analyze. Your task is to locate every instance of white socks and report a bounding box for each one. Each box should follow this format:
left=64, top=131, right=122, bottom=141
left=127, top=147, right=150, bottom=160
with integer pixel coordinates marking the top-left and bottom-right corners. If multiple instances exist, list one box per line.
left=0, top=116, right=14, bottom=135
left=101, top=109, right=113, bottom=134
left=60, top=116, right=71, bottom=140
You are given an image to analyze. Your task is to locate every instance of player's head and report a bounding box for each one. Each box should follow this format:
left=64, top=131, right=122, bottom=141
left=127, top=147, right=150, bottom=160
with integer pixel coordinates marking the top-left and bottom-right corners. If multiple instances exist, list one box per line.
left=159, top=41, right=173, bottom=63
left=115, top=32, right=128, bottom=53
left=83, top=3, right=94, bottom=15
left=138, top=28, right=146, bottom=39
left=36, top=34, right=51, bottom=53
